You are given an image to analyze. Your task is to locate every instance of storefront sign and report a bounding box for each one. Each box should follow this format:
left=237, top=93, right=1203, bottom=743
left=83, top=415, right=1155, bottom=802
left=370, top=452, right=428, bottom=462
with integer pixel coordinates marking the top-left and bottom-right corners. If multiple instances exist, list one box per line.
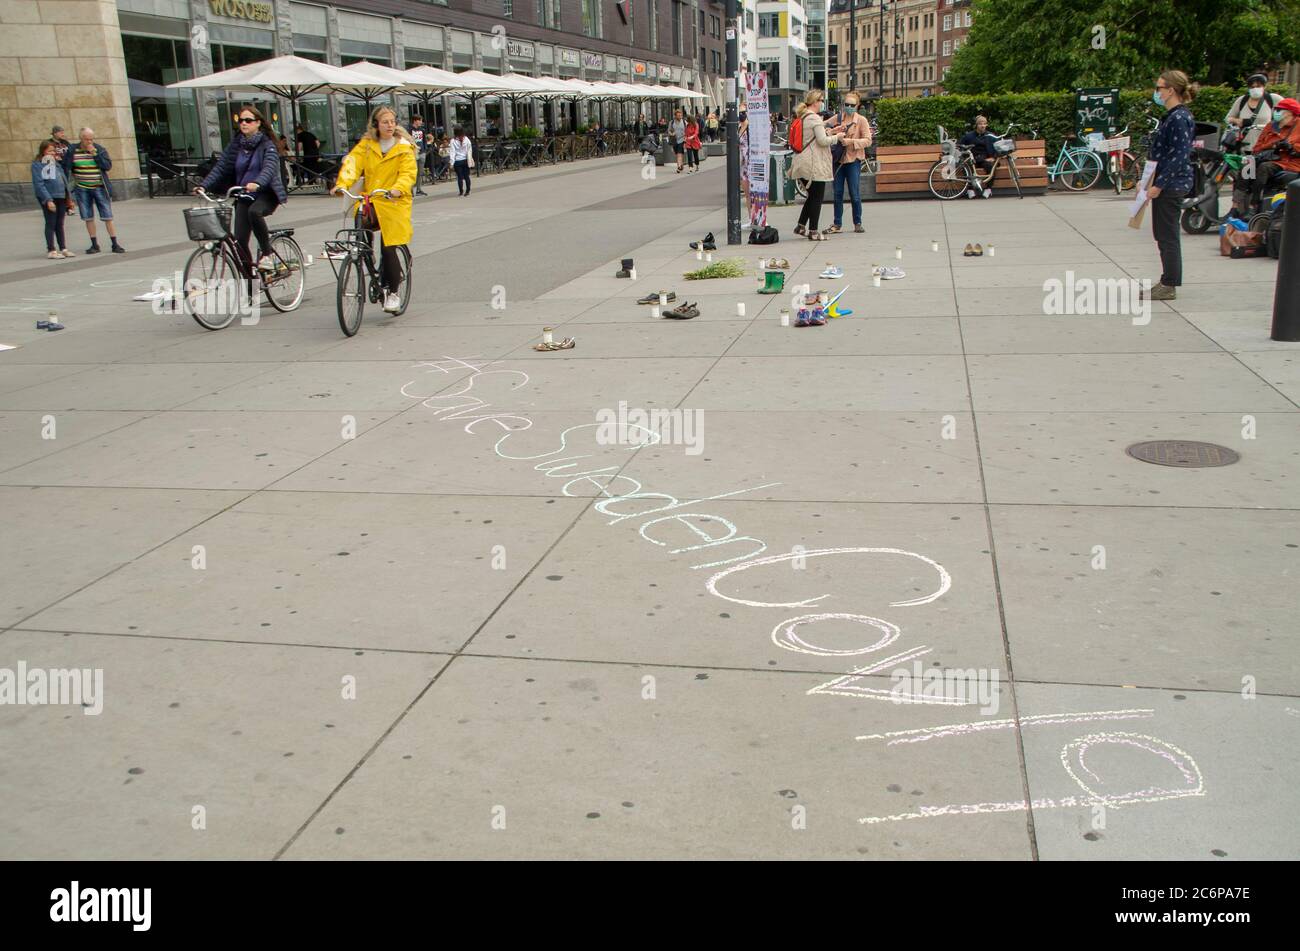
left=582, top=51, right=603, bottom=69
left=507, top=41, right=534, bottom=59
left=207, top=0, right=273, bottom=23
left=559, top=49, right=579, bottom=67
left=633, top=61, right=646, bottom=76
left=658, top=64, right=672, bottom=79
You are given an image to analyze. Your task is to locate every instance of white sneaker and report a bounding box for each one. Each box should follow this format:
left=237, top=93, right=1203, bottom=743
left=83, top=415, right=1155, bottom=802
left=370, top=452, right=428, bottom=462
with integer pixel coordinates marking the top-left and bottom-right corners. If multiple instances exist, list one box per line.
left=60, top=249, right=75, bottom=258
left=819, top=265, right=844, bottom=279
left=872, top=265, right=906, bottom=280
left=383, top=291, right=402, bottom=314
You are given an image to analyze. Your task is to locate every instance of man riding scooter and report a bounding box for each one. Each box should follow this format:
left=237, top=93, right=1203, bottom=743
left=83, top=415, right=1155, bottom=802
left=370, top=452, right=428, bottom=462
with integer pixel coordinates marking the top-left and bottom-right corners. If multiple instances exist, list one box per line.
left=1248, top=97, right=1300, bottom=212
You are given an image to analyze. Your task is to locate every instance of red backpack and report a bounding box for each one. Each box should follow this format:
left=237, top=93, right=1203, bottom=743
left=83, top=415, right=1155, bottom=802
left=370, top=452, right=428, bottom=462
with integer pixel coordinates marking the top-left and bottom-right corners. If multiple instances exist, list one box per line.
left=790, top=114, right=809, bottom=153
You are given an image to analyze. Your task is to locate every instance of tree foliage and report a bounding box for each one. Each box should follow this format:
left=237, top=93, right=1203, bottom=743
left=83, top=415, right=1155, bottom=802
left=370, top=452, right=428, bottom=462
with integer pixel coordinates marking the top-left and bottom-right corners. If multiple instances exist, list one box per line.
left=944, top=0, right=1300, bottom=94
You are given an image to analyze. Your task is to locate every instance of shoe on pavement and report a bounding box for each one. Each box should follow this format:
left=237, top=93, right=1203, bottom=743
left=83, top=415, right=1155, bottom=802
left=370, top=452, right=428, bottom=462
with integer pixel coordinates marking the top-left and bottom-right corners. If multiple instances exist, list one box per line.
left=663, top=301, right=699, bottom=319
left=794, top=311, right=811, bottom=327
left=111, top=243, right=126, bottom=253
left=638, top=291, right=676, bottom=304
left=972, top=244, right=984, bottom=256
left=819, top=264, right=844, bottom=279
left=854, top=223, right=864, bottom=233
left=383, top=291, right=402, bottom=314
left=47, top=250, right=62, bottom=259
left=86, top=244, right=101, bottom=254
left=872, top=265, right=906, bottom=280
left=1142, top=283, right=1177, bottom=301
left=36, top=320, right=50, bottom=329
left=46, top=321, right=65, bottom=331
left=60, top=249, right=75, bottom=257
left=689, top=233, right=716, bottom=251
left=963, top=243, right=974, bottom=256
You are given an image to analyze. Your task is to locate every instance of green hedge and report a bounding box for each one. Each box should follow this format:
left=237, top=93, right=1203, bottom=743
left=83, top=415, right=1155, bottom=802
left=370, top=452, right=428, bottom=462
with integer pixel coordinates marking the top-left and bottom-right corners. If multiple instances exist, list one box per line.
left=875, top=86, right=1293, bottom=159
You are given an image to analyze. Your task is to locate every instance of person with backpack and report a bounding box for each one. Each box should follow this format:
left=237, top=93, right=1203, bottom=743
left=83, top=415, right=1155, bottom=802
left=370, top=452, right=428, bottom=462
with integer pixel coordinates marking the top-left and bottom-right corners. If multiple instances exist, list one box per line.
left=789, top=89, right=842, bottom=241
left=1141, top=70, right=1198, bottom=302
left=1228, top=73, right=1283, bottom=150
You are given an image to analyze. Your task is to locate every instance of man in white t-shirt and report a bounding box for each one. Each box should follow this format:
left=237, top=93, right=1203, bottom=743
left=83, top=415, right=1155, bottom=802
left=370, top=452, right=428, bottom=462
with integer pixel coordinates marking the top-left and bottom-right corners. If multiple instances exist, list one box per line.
left=1227, top=73, right=1283, bottom=150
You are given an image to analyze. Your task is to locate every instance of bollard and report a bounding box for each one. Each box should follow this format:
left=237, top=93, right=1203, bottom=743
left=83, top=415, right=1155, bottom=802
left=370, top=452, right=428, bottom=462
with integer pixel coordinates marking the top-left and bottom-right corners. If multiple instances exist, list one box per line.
left=1271, top=179, right=1300, bottom=341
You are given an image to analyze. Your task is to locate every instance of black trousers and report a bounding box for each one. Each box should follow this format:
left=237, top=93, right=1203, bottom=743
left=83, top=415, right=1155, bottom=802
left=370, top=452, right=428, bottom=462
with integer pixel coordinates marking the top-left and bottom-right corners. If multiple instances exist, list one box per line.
left=797, top=181, right=827, bottom=232
left=232, top=191, right=277, bottom=267
left=41, top=201, right=68, bottom=251
left=379, top=242, right=404, bottom=292
left=454, top=159, right=471, bottom=194
left=1151, top=190, right=1187, bottom=287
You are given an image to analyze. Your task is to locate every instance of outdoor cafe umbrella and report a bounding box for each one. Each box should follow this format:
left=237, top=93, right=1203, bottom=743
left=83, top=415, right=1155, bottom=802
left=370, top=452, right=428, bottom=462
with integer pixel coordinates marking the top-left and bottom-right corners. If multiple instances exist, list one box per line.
left=337, top=60, right=409, bottom=113
left=442, top=69, right=512, bottom=134
left=168, top=54, right=402, bottom=153
left=401, top=64, right=470, bottom=126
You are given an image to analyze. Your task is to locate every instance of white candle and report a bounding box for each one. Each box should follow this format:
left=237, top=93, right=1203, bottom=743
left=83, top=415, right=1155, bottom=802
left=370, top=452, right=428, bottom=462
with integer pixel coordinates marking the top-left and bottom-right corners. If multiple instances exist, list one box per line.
left=895, top=246, right=902, bottom=260
left=651, top=305, right=660, bottom=318
left=873, top=272, right=882, bottom=287
left=988, top=245, right=996, bottom=257
left=736, top=302, right=746, bottom=316
left=930, top=240, right=938, bottom=252
left=630, top=268, right=637, bottom=280
left=705, top=252, right=712, bottom=262
left=758, top=258, right=767, bottom=269
left=659, top=292, right=668, bottom=306
left=780, top=309, right=790, bottom=326
left=696, top=250, right=703, bottom=260
left=542, top=326, right=554, bottom=345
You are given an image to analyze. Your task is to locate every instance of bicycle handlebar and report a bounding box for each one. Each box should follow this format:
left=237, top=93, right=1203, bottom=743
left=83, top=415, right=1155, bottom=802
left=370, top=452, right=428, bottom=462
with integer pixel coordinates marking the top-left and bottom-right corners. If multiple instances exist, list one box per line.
left=194, top=186, right=253, bottom=202
left=336, top=187, right=395, bottom=201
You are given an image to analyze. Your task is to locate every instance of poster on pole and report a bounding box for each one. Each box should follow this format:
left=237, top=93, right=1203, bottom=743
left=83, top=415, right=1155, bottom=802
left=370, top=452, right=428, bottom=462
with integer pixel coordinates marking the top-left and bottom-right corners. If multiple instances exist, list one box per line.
left=745, top=70, right=771, bottom=228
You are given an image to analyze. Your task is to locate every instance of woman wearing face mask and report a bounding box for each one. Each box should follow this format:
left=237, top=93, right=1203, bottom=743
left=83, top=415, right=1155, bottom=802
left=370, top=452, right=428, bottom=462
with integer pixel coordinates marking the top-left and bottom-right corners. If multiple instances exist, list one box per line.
left=32, top=139, right=74, bottom=259
left=1141, top=71, right=1197, bottom=302
left=790, top=89, right=842, bottom=241
left=1227, top=73, right=1281, bottom=151
left=1248, top=97, right=1300, bottom=211
left=824, top=91, right=873, bottom=234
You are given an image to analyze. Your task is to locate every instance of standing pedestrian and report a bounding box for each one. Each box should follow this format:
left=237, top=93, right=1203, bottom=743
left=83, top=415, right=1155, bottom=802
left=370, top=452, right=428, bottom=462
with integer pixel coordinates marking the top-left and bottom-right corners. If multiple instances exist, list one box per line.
left=410, top=114, right=428, bottom=194
left=790, top=89, right=841, bottom=241
left=32, top=139, right=74, bottom=259
left=196, top=104, right=287, bottom=274
left=50, top=125, right=71, bottom=163
left=62, top=127, right=124, bottom=254
left=295, top=123, right=321, bottom=183
left=669, top=107, right=687, bottom=173
left=706, top=110, right=719, bottom=142
left=450, top=125, right=474, bottom=196
left=1227, top=73, right=1283, bottom=150
left=1142, top=70, right=1198, bottom=302
left=825, top=90, right=873, bottom=234
left=275, top=129, right=292, bottom=188
left=684, top=115, right=701, bottom=172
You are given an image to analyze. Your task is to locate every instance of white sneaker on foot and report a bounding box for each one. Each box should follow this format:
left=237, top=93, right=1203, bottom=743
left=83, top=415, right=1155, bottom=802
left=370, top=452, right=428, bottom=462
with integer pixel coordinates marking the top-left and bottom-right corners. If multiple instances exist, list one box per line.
left=383, top=291, right=402, bottom=314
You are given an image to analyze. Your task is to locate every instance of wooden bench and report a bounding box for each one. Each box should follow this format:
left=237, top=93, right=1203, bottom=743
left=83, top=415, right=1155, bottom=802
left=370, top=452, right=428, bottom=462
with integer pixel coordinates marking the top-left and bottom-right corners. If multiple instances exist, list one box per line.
left=873, top=140, right=1049, bottom=198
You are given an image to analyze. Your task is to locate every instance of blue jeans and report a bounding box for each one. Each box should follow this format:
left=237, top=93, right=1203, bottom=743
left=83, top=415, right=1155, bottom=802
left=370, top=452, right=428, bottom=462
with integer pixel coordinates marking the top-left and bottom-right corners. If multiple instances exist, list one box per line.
left=832, top=160, right=862, bottom=228
left=73, top=186, right=112, bottom=221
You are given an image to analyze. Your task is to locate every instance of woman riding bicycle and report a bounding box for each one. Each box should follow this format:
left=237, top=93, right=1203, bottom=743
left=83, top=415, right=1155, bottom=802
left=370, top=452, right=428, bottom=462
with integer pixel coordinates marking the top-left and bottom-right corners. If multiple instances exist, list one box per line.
left=331, top=105, right=416, bottom=314
left=195, top=104, right=287, bottom=274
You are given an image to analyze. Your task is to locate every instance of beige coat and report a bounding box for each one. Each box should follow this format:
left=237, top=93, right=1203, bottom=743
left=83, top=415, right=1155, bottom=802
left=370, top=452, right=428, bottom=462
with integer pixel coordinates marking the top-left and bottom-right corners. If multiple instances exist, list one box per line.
left=789, top=111, right=840, bottom=183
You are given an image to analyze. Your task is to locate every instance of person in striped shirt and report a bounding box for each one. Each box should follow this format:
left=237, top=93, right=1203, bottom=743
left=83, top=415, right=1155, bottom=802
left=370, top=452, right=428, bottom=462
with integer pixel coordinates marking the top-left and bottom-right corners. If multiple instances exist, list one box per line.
left=61, top=128, right=124, bottom=254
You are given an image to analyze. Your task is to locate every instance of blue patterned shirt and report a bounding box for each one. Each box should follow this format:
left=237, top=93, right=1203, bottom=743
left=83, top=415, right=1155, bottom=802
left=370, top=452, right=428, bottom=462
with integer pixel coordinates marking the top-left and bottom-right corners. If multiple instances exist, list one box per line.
left=1149, top=103, right=1195, bottom=193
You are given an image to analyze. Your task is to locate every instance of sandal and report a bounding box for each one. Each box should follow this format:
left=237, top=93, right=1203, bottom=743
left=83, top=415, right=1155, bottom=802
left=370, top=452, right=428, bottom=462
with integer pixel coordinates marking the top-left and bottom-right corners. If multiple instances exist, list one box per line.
left=824, top=225, right=842, bottom=234
left=663, top=301, right=700, bottom=320
left=533, top=336, right=576, bottom=351
left=807, top=231, right=827, bottom=241
left=775, top=258, right=791, bottom=270
left=793, top=224, right=807, bottom=236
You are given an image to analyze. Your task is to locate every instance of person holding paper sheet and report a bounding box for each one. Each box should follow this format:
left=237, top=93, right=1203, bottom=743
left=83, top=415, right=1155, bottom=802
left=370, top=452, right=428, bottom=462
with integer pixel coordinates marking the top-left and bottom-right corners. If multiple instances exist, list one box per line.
left=1141, top=70, right=1197, bottom=302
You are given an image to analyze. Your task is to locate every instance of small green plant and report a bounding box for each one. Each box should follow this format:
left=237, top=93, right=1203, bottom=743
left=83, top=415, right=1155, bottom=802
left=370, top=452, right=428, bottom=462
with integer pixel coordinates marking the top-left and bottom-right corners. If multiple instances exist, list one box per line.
left=683, top=257, right=746, bottom=280
left=511, top=125, right=540, bottom=142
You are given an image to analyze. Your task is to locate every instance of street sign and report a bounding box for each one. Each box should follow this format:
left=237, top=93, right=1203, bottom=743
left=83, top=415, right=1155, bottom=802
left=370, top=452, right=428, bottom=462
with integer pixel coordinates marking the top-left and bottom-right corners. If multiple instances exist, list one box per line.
left=726, top=27, right=735, bottom=40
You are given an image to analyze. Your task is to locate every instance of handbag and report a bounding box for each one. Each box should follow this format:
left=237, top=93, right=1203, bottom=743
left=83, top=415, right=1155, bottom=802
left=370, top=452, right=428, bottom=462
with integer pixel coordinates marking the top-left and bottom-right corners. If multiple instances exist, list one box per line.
left=467, top=143, right=476, bottom=169
left=357, top=200, right=380, bottom=232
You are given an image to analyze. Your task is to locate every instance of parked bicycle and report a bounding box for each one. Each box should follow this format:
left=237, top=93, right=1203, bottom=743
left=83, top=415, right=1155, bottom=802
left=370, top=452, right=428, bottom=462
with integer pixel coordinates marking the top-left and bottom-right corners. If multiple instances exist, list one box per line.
left=1101, top=113, right=1161, bottom=194
left=181, top=187, right=305, bottom=330
left=1045, top=133, right=1104, bottom=191
left=322, top=187, right=412, bottom=337
left=928, top=123, right=1026, bottom=200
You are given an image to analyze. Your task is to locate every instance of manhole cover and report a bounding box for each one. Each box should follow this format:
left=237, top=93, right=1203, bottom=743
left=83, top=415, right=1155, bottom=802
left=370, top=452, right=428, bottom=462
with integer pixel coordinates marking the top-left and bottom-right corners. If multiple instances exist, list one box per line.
left=1125, top=440, right=1240, bottom=468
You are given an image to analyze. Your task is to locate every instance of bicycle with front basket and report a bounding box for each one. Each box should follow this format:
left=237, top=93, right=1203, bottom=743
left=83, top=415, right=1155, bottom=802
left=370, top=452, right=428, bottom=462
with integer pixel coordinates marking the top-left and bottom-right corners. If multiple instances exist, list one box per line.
left=929, top=123, right=1027, bottom=200
left=321, top=187, right=412, bottom=337
left=181, top=187, right=306, bottom=330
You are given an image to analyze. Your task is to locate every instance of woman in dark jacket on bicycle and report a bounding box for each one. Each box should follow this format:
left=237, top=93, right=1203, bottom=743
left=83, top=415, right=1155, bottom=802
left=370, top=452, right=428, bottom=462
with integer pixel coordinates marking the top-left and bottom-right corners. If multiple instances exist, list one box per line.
left=196, top=105, right=287, bottom=273
left=1143, top=70, right=1197, bottom=301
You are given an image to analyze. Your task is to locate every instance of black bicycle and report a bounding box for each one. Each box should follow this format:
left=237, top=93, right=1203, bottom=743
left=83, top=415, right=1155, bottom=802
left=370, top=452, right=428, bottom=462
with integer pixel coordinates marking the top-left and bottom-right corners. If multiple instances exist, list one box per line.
left=322, top=187, right=412, bottom=337
left=182, top=187, right=305, bottom=330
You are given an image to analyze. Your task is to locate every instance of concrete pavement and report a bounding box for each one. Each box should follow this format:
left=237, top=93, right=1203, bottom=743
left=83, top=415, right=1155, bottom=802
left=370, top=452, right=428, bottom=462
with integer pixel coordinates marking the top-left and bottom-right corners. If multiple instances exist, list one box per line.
left=1, top=156, right=1297, bottom=859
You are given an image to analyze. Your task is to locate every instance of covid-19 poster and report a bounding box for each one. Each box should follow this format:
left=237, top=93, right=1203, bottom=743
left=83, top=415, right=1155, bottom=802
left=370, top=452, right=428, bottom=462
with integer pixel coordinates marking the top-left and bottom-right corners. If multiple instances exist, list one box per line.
left=745, top=71, right=770, bottom=229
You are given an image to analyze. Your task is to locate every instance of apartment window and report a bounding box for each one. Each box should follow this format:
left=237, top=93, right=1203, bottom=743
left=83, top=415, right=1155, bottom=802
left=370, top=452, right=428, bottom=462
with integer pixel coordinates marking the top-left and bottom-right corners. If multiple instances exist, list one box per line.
left=759, top=13, right=780, bottom=38
left=582, top=0, right=601, bottom=37
left=942, top=39, right=951, bottom=56
left=964, top=11, right=972, bottom=26
left=943, top=14, right=951, bottom=31
left=552, top=0, right=561, bottom=30
left=649, top=0, right=657, bottom=49
left=504, top=0, right=512, bottom=16
left=712, top=15, right=720, bottom=38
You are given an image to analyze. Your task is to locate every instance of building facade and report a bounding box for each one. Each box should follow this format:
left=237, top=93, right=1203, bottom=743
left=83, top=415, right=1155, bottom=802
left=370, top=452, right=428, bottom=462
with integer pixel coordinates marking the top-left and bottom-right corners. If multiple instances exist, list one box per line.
left=935, top=0, right=971, bottom=91
left=1, top=0, right=710, bottom=206
left=827, top=0, right=957, bottom=99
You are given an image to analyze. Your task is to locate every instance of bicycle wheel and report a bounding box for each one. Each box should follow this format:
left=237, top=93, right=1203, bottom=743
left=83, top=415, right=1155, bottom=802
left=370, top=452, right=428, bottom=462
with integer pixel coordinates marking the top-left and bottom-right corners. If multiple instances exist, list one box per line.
left=337, top=255, right=365, bottom=337
left=262, top=235, right=306, bottom=313
left=1181, top=207, right=1212, bottom=234
left=928, top=158, right=969, bottom=199
left=393, top=245, right=412, bottom=316
left=1117, top=152, right=1141, bottom=192
left=1059, top=148, right=1102, bottom=191
left=182, top=242, right=243, bottom=331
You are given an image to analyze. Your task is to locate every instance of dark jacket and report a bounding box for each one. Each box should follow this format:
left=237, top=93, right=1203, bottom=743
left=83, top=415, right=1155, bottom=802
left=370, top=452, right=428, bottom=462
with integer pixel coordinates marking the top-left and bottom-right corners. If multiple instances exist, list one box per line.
left=32, top=159, right=71, bottom=204
left=959, top=130, right=999, bottom=161
left=1149, top=103, right=1195, bottom=193
left=61, top=141, right=111, bottom=190
left=200, top=133, right=288, bottom=205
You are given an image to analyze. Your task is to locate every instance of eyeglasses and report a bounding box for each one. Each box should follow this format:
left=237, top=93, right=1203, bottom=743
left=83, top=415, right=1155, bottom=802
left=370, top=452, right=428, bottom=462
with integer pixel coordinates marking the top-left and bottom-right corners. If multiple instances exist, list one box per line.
left=238, top=117, right=258, bottom=124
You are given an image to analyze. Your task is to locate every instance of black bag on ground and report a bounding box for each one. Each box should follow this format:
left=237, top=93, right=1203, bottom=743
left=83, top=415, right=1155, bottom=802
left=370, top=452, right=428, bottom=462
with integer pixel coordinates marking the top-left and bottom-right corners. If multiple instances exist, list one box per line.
left=748, top=225, right=779, bottom=244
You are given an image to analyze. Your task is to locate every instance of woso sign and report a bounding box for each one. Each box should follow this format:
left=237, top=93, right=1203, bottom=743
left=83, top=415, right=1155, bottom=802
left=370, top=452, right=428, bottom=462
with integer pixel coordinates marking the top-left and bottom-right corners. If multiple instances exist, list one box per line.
left=208, top=0, right=274, bottom=23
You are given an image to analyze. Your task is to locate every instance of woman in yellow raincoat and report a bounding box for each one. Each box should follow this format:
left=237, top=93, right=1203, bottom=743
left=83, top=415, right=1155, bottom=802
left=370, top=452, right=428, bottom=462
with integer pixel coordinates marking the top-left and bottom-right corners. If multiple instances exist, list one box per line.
left=331, top=105, right=416, bottom=314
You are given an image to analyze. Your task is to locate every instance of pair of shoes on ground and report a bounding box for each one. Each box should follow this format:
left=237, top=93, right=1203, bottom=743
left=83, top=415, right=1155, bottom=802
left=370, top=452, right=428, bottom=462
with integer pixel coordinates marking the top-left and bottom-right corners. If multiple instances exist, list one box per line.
left=85, top=242, right=125, bottom=254
left=1139, top=283, right=1177, bottom=301
left=765, top=258, right=790, bottom=270
left=963, top=243, right=985, bottom=256
left=36, top=319, right=65, bottom=331
left=662, top=301, right=699, bottom=319
left=794, top=310, right=827, bottom=327
left=689, top=232, right=716, bottom=251
left=638, top=291, right=677, bottom=304
left=873, top=265, right=906, bottom=280
left=819, top=264, right=844, bottom=279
